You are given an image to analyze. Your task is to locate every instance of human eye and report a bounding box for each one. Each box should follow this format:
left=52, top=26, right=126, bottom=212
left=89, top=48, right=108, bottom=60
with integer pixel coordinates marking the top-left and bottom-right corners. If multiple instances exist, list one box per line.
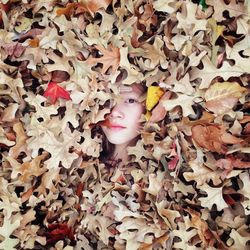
left=125, top=98, right=138, bottom=104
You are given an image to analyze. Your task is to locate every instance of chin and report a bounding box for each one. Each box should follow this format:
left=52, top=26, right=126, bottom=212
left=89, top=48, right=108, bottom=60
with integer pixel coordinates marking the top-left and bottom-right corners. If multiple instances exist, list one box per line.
left=105, top=134, right=129, bottom=144
left=108, top=138, right=130, bottom=145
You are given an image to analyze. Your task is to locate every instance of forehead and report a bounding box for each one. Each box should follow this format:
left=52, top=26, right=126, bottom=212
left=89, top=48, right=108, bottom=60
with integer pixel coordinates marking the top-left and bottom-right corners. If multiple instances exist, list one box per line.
left=118, top=85, right=143, bottom=95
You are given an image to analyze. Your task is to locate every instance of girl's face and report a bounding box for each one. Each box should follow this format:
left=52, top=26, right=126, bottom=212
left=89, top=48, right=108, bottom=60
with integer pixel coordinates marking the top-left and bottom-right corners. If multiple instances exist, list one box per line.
left=101, top=85, right=145, bottom=145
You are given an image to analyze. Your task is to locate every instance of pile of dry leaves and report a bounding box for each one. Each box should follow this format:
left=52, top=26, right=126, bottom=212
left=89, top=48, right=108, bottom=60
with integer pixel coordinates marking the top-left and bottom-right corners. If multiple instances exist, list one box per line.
left=0, top=0, right=250, bottom=249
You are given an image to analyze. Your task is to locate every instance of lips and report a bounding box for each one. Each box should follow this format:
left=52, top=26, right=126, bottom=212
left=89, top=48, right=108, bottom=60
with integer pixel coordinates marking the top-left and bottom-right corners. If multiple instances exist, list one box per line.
left=100, top=119, right=126, bottom=129
left=110, top=124, right=126, bottom=128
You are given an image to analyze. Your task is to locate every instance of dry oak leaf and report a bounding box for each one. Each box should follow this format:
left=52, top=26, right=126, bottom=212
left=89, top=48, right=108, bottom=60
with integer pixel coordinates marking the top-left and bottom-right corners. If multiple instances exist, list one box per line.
left=155, top=201, right=181, bottom=230
left=10, top=152, right=48, bottom=183
left=199, top=183, right=228, bottom=210
left=27, top=124, right=81, bottom=169
left=43, top=81, right=71, bottom=104
left=0, top=126, right=15, bottom=147
left=0, top=217, right=20, bottom=250
left=80, top=213, right=114, bottom=246
left=191, top=124, right=243, bottom=154
left=228, top=228, right=249, bottom=250
left=141, top=36, right=166, bottom=68
left=163, top=93, right=196, bottom=117
left=62, top=0, right=112, bottom=16
left=34, top=168, right=60, bottom=197
left=116, top=217, right=165, bottom=249
left=185, top=208, right=211, bottom=248
left=176, top=1, right=207, bottom=36
left=205, top=81, right=247, bottom=115
left=0, top=71, right=24, bottom=103
left=139, top=233, right=172, bottom=250
left=183, top=151, right=222, bottom=186
left=87, top=44, right=120, bottom=74
left=153, top=0, right=179, bottom=14
left=127, top=139, right=152, bottom=162
left=206, top=0, right=246, bottom=22
left=216, top=156, right=250, bottom=179
left=143, top=171, right=165, bottom=196
left=172, top=220, right=198, bottom=249
left=137, top=2, right=158, bottom=32
left=0, top=196, right=20, bottom=220
left=1, top=42, right=26, bottom=58
left=9, top=122, right=29, bottom=159
left=226, top=42, right=250, bottom=73
left=190, top=55, right=246, bottom=89
left=24, top=93, right=58, bottom=121
left=238, top=173, right=250, bottom=215
left=80, top=0, right=112, bottom=14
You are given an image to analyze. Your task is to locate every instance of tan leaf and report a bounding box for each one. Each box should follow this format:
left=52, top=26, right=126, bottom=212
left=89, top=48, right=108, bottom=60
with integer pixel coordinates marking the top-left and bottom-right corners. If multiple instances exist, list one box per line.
left=176, top=1, right=207, bottom=35
left=87, top=44, right=120, bottom=74
left=199, top=183, right=228, bottom=210
left=205, top=82, right=247, bottom=115
left=183, top=151, right=222, bottom=186
left=206, top=0, right=246, bottom=21
left=9, top=122, right=29, bottom=159
left=163, top=93, right=196, bottom=117
left=190, top=55, right=246, bottom=89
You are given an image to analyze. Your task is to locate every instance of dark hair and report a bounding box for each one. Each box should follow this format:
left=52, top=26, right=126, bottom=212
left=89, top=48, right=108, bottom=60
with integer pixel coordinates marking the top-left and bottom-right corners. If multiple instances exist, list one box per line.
left=99, top=128, right=115, bottom=163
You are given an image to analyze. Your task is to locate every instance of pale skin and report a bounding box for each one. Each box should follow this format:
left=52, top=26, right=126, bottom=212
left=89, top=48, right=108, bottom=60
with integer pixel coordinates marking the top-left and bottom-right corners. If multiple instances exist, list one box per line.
left=101, top=85, right=145, bottom=164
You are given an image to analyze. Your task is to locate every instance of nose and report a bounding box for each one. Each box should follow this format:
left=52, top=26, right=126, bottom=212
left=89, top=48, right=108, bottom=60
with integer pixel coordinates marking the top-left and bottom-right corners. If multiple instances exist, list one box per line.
left=109, top=103, right=124, bottom=119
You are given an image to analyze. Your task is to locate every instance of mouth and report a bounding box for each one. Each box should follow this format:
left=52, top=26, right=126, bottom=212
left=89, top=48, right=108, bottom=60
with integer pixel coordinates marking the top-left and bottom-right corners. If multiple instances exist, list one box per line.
left=110, top=124, right=126, bottom=128
left=100, top=120, right=126, bottom=129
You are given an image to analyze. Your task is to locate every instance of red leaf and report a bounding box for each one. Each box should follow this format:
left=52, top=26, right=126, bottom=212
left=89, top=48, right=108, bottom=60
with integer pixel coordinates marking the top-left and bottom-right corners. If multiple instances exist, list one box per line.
left=43, top=82, right=71, bottom=104
left=168, top=156, right=179, bottom=170
left=45, top=223, right=75, bottom=244
left=223, top=194, right=236, bottom=206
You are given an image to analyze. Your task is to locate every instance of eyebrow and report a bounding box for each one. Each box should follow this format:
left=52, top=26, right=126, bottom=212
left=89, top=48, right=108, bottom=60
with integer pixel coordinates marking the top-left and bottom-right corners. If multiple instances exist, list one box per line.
left=119, top=86, right=133, bottom=92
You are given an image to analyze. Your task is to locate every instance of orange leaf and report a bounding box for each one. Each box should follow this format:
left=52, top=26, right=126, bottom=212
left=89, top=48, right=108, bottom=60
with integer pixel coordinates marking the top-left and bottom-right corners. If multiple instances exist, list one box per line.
left=43, top=82, right=71, bottom=104
left=79, top=0, right=112, bottom=15
left=56, top=1, right=112, bottom=17
left=56, top=3, right=79, bottom=17
left=28, top=38, right=39, bottom=48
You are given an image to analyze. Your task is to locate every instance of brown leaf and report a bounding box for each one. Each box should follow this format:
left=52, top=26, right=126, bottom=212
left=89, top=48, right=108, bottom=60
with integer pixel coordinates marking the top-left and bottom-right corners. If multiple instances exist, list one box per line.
left=51, top=70, right=70, bottom=83
left=191, top=124, right=243, bottom=153
left=9, top=122, right=28, bottom=159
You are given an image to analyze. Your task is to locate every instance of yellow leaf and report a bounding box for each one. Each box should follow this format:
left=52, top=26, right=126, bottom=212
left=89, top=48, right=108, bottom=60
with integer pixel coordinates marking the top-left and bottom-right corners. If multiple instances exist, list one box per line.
left=144, top=110, right=151, bottom=121
left=146, top=86, right=164, bottom=111
left=205, top=81, right=247, bottom=115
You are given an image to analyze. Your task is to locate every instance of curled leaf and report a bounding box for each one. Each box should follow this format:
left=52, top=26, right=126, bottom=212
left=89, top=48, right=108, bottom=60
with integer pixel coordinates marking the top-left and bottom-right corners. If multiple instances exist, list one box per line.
left=146, top=86, right=164, bottom=111
left=192, top=124, right=243, bottom=153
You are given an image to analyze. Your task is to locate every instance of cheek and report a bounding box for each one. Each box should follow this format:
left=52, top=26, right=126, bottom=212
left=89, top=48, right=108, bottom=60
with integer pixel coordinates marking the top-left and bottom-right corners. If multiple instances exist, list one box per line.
left=128, top=106, right=144, bottom=126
